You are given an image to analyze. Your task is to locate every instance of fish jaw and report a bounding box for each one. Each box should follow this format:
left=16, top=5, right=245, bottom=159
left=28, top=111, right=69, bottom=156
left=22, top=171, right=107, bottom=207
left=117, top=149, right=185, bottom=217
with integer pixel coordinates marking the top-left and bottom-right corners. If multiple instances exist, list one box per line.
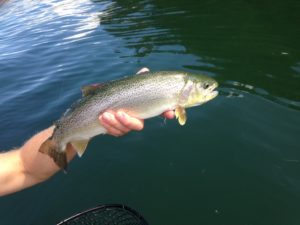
left=183, top=77, right=218, bottom=108
left=201, top=82, right=218, bottom=102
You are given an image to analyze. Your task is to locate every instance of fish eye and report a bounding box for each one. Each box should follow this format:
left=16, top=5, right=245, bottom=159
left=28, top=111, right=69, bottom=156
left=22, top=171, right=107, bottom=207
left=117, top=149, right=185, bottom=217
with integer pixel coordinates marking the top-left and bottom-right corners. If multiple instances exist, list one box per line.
left=203, top=83, right=210, bottom=89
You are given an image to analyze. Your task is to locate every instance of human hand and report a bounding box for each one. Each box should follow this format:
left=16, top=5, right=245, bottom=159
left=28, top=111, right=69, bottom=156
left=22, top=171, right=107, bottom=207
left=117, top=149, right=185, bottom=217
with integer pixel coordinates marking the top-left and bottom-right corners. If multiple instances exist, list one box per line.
left=99, top=110, right=174, bottom=137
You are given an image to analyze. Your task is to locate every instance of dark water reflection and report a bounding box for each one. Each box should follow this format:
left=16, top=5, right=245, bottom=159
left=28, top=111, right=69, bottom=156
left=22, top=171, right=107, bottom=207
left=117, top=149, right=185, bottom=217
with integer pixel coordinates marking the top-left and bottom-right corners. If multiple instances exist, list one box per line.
left=0, top=0, right=300, bottom=225
left=100, top=0, right=300, bottom=109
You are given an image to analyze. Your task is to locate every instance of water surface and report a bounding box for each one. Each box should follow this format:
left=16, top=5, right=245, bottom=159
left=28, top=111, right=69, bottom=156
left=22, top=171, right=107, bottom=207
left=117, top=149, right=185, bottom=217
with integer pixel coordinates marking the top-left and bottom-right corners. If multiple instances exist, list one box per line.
left=0, top=0, right=300, bottom=224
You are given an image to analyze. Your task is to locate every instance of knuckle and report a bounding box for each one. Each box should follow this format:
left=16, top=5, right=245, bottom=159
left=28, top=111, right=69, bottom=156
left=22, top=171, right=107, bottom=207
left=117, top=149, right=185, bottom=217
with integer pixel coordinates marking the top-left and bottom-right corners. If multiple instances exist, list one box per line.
left=122, top=119, right=131, bottom=127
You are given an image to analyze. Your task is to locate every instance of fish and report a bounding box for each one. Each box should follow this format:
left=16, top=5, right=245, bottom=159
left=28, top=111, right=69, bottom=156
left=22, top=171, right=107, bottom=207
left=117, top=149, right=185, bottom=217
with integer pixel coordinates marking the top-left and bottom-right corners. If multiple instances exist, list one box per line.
left=39, top=70, right=218, bottom=170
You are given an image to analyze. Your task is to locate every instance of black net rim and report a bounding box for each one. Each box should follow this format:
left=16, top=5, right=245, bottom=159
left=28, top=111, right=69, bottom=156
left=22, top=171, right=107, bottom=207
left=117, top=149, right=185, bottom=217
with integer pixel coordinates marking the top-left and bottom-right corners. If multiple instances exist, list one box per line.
left=56, top=204, right=149, bottom=225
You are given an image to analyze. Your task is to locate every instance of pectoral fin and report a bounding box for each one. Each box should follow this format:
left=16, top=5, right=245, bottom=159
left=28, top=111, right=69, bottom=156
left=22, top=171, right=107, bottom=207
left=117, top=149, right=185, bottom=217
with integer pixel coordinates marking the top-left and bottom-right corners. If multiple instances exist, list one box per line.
left=175, top=106, right=187, bottom=126
left=71, top=140, right=89, bottom=157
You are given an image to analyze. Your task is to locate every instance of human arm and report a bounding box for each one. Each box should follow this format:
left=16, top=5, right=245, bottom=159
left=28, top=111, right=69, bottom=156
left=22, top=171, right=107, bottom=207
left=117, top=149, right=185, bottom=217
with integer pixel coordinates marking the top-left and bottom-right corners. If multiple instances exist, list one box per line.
left=0, top=110, right=174, bottom=196
left=0, top=126, right=62, bottom=196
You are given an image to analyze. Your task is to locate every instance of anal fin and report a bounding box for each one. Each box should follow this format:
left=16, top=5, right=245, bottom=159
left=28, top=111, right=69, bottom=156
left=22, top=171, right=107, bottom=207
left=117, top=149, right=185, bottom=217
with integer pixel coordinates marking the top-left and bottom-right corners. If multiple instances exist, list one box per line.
left=175, top=106, right=187, bottom=126
left=71, top=140, right=89, bottom=157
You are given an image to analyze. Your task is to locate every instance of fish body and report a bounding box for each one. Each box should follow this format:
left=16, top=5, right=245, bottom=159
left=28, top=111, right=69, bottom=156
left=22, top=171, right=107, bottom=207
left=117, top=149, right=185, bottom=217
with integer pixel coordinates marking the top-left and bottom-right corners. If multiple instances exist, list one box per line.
left=39, top=71, right=218, bottom=170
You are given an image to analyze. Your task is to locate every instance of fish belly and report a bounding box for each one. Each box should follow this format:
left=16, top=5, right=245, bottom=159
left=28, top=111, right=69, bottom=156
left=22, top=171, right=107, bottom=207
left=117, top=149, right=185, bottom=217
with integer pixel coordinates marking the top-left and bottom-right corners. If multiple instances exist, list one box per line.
left=60, top=121, right=106, bottom=149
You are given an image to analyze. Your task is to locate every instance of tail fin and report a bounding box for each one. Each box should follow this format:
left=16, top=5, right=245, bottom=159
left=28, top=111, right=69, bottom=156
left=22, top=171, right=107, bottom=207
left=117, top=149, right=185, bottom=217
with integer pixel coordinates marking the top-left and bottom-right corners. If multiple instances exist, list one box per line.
left=39, top=139, right=67, bottom=172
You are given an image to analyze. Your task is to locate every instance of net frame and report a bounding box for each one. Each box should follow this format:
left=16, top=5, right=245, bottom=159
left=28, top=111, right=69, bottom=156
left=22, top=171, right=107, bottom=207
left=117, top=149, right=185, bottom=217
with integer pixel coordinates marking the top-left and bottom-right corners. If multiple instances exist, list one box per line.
left=56, top=204, right=149, bottom=225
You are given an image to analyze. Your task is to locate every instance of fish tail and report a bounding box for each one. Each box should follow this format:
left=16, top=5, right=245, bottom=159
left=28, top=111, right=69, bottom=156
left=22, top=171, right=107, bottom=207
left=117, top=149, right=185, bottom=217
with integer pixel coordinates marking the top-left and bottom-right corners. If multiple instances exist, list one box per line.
left=39, top=138, right=68, bottom=172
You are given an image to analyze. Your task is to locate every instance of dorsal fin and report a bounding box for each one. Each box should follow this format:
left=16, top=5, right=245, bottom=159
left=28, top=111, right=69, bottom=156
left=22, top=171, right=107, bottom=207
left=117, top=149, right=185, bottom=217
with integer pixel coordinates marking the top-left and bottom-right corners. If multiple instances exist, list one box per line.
left=82, top=68, right=150, bottom=97
left=81, top=83, right=106, bottom=97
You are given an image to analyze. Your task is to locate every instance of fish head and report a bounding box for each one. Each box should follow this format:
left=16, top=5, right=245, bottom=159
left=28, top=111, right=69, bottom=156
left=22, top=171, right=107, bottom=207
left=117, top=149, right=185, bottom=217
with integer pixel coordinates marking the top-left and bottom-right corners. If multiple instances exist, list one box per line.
left=182, top=73, right=218, bottom=108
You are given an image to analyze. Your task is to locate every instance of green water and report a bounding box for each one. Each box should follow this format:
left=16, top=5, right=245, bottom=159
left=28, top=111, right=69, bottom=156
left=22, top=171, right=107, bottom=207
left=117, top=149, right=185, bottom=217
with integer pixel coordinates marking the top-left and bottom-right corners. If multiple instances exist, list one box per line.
left=0, top=0, right=300, bottom=224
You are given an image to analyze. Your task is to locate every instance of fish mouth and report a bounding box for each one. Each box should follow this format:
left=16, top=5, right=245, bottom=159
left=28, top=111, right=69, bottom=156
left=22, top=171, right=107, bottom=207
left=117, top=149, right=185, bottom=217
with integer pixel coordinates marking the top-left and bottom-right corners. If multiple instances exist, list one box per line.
left=206, top=83, right=218, bottom=100
left=186, top=81, right=219, bottom=108
left=209, top=90, right=218, bottom=99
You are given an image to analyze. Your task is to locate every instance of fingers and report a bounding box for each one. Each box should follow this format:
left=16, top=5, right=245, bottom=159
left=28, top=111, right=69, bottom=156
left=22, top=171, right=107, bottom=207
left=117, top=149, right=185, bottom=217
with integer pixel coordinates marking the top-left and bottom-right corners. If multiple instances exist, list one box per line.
left=99, top=112, right=129, bottom=137
left=115, top=111, right=144, bottom=131
left=162, top=110, right=175, bottom=119
left=99, top=111, right=144, bottom=137
left=99, top=109, right=174, bottom=137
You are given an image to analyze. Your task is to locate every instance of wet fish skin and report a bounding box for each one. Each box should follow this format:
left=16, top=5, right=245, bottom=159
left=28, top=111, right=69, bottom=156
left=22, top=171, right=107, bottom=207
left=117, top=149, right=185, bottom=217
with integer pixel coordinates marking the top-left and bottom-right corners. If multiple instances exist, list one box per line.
left=39, top=71, right=218, bottom=170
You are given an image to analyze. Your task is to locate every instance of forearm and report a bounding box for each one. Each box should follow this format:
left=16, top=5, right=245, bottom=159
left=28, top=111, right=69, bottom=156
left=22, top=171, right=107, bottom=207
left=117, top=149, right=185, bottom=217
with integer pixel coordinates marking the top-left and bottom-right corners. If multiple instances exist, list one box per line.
left=0, top=109, right=160, bottom=196
left=0, top=127, right=76, bottom=196
left=0, top=150, right=25, bottom=196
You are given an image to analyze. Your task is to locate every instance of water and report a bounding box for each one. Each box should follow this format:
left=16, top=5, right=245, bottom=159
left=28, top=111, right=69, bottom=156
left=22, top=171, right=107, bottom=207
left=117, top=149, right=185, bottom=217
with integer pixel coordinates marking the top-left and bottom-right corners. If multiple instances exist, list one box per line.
left=0, top=0, right=300, bottom=224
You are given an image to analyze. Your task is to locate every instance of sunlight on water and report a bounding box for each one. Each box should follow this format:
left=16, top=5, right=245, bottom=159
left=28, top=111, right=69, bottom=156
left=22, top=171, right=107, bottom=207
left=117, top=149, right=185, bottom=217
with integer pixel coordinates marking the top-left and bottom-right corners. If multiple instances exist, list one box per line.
left=0, top=0, right=300, bottom=225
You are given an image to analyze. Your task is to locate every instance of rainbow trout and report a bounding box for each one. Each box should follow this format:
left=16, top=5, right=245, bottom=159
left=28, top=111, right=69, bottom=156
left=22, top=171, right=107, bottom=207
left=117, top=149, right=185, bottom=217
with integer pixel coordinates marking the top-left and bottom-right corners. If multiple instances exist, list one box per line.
left=39, top=70, right=218, bottom=170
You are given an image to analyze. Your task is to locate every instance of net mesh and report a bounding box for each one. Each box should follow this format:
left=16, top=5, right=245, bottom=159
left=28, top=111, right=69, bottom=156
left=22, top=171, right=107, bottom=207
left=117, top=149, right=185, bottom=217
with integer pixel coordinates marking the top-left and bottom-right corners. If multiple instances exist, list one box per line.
left=57, top=204, right=149, bottom=225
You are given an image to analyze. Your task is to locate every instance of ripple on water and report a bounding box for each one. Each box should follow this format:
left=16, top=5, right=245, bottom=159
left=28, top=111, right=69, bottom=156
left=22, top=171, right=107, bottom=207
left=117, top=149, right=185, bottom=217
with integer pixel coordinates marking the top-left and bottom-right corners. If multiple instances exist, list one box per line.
left=0, top=0, right=113, bottom=106
left=0, top=1, right=300, bottom=225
